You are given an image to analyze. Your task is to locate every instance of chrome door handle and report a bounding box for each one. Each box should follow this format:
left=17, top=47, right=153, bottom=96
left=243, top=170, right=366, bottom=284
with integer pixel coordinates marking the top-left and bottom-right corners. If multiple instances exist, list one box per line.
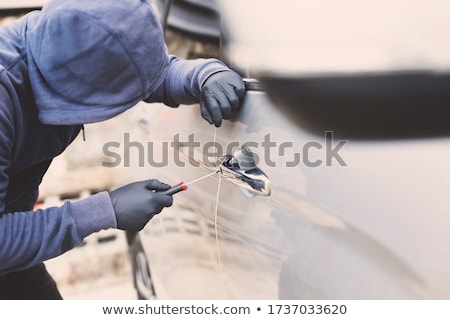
left=219, top=147, right=271, bottom=197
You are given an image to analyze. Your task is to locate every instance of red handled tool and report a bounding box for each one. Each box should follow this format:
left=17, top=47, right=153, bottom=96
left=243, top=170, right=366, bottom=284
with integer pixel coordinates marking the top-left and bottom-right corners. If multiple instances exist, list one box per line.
left=160, top=181, right=188, bottom=195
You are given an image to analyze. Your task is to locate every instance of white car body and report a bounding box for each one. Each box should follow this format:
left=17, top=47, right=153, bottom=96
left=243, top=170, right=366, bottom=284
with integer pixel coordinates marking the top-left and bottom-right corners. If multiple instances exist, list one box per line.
left=121, top=0, right=450, bottom=299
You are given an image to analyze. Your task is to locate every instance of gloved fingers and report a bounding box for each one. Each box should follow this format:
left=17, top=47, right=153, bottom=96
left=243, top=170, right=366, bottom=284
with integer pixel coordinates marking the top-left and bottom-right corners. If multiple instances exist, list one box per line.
left=201, top=95, right=223, bottom=127
left=215, top=90, right=233, bottom=120
left=150, top=194, right=173, bottom=217
left=200, top=71, right=246, bottom=127
left=233, top=77, right=246, bottom=102
left=154, top=193, right=173, bottom=210
left=227, top=87, right=241, bottom=113
left=224, top=77, right=245, bottom=112
left=210, top=82, right=241, bottom=116
left=145, top=179, right=171, bottom=192
left=199, top=96, right=213, bottom=125
left=214, top=70, right=245, bottom=112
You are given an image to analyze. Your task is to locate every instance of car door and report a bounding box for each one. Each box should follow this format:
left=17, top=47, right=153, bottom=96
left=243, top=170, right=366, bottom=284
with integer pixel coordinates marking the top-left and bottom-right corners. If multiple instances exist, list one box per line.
left=206, top=84, right=450, bottom=299
left=212, top=0, right=450, bottom=299
left=127, top=0, right=450, bottom=300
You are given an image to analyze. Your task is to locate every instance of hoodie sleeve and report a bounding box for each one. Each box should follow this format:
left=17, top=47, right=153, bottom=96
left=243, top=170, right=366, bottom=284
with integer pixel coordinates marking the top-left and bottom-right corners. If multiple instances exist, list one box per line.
left=0, top=83, right=117, bottom=276
left=144, top=55, right=230, bottom=107
left=0, top=193, right=117, bottom=275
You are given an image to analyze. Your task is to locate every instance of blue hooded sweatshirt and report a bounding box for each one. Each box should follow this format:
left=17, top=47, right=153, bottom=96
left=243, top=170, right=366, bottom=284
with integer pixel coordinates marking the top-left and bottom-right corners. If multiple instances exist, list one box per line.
left=0, top=0, right=228, bottom=275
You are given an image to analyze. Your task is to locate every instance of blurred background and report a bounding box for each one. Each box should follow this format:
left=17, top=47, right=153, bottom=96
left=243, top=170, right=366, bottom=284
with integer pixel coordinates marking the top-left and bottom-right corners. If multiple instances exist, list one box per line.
left=0, top=0, right=220, bottom=299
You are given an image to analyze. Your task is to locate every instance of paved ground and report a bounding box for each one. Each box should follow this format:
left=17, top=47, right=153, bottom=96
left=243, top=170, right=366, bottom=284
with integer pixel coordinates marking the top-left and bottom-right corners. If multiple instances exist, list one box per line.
left=57, top=270, right=137, bottom=300
left=44, top=226, right=138, bottom=300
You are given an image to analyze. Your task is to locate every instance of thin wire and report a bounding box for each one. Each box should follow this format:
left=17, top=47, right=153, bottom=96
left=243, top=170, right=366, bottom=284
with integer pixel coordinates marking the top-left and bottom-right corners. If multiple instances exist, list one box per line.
left=212, top=126, right=226, bottom=296
left=214, top=173, right=226, bottom=295
left=213, top=126, right=218, bottom=160
left=185, top=171, right=217, bottom=186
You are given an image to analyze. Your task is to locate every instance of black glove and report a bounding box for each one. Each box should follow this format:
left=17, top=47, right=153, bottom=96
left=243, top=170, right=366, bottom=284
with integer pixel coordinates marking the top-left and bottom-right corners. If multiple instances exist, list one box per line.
left=109, top=179, right=173, bottom=232
left=200, top=70, right=245, bottom=127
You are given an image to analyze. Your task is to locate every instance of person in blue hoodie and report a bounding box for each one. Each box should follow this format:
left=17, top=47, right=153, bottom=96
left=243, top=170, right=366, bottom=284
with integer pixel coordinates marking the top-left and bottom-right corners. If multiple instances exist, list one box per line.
left=0, top=0, right=245, bottom=299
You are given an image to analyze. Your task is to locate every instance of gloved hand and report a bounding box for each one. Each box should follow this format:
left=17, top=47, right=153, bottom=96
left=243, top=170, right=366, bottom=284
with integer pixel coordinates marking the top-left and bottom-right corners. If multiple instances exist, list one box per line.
left=200, top=70, right=245, bottom=127
left=109, top=179, right=173, bottom=232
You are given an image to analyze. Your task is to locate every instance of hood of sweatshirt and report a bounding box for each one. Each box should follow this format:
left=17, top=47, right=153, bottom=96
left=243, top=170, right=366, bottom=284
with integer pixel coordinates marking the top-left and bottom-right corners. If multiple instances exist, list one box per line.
left=26, top=0, right=169, bottom=125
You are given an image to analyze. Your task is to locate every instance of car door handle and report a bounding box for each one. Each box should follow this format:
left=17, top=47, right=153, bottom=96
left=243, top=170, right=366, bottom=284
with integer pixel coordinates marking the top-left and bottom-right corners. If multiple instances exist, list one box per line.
left=219, top=146, right=271, bottom=197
